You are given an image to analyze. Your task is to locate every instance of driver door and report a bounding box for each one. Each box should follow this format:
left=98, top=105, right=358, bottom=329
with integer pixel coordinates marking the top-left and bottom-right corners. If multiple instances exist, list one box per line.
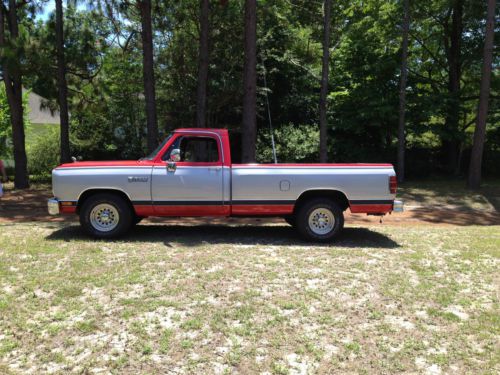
left=151, top=134, right=226, bottom=216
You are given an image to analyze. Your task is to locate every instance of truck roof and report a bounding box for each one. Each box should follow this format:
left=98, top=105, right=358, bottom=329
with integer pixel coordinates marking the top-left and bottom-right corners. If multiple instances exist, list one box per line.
left=174, top=128, right=229, bottom=136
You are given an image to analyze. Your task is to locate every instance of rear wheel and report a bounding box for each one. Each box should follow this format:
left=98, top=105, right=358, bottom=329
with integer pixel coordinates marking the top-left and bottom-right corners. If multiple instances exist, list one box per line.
left=284, top=216, right=295, bottom=227
left=296, top=198, right=344, bottom=242
left=79, top=193, right=133, bottom=238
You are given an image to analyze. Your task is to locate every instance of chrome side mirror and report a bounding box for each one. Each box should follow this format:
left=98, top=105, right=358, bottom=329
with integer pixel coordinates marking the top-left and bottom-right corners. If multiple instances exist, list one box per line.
left=167, top=148, right=180, bottom=172
left=169, top=148, right=181, bottom=162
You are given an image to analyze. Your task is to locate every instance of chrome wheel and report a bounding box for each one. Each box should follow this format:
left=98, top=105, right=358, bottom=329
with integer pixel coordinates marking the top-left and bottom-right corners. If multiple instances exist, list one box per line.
left=90, top=203, right=120, bottom=232
left=308, top=208, right=335, bottom=235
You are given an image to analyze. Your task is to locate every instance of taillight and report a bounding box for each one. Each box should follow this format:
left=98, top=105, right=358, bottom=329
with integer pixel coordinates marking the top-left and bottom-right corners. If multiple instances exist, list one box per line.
left=389, top=176, right=397, bottom=194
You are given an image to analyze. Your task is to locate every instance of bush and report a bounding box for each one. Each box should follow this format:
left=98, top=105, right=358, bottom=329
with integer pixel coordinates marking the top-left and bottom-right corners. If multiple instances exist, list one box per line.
left=26, top=127, right=60, bottom=177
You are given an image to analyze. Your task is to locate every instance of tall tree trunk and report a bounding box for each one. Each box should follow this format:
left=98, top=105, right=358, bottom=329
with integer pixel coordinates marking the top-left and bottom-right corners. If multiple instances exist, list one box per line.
left=139, top=0, right=158, bottom=153
left=196, top=0, right=209, bottom=128
left=56, top=0, right=71, bottom=164
left=443, top=0, right=463, bottom=173
left=242, top=0, right=257, bottom=163
left=397, top=0, right=410, bottom=183
left=0, top=1, right=29, bottom=189
left=467, top=0, right=496, bottom=189
left=319, top=0, right=332, bottom=163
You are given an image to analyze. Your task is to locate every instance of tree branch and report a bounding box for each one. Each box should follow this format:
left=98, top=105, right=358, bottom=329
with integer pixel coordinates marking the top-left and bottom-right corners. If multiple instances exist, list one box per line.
left=462, top=117, right=476, bottom=131
left=410, top=31, right=448, bottom=71
left=408, top=67, right=445, bottom=92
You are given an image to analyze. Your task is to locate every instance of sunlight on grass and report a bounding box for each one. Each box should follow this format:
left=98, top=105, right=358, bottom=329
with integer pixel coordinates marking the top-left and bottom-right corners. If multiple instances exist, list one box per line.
left=398, top=179, right=500, bottom=211
left=0, top=222, right=498, bottom=373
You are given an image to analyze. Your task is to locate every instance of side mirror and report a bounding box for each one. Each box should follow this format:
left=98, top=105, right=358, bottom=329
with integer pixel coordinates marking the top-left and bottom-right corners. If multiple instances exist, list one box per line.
left=167, top=161, right=176, bottom=172
left=169, top=149, right=181, bottom=162
left=167, top=148, right=180, bottom=172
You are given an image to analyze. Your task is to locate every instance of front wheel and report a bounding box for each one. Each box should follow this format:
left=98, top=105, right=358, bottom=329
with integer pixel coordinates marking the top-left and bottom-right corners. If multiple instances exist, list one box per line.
left=296, top=198, right=344, bottom=242
left=79, top=193, right=133, bottom=239
left=133, top=216, right=144, bottom=225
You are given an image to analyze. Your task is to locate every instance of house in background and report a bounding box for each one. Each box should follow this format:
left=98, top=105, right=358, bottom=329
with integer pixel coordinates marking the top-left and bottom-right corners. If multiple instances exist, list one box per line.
left=3, top=90, right=60, bottom=166
left=27, top=90, right=60, bottom=123
left=25, top=89, right=60, bottom=143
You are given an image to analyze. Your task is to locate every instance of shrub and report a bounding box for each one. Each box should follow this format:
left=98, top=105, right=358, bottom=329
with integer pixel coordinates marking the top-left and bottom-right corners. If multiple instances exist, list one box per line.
left=26, top=127, right=60, bottom=177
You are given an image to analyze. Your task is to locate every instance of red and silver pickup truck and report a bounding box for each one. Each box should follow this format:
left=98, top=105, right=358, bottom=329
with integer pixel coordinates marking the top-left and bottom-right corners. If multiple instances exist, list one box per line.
left=48, top=128, right=403, bottom=241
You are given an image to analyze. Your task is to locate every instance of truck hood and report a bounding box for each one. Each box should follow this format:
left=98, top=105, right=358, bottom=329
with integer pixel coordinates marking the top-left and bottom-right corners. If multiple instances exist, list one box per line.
left=55, top=160, right=154, bottom=169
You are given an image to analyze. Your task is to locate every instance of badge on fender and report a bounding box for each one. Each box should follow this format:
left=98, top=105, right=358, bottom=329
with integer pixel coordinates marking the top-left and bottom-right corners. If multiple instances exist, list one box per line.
left=128, top=177, right=149, bottom=183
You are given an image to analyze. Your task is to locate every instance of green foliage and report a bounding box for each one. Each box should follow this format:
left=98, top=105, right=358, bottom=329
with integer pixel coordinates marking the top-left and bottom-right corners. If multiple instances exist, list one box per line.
left=1, top=0, right=497, bottom=177
left=26, top=126, right=60, bottom=177
left=69, top=47, right=147, bottom=160
left=257, top=124, right=319, bottom=163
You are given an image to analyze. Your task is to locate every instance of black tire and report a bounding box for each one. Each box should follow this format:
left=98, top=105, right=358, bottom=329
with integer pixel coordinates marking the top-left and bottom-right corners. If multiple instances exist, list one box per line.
left=133, top=216, right=144, bottom=225
left=79, top=193, right=133, bottom=239
left=296, top=198, right=344, bottom=242
left=284, top=216, right=296, bottom=227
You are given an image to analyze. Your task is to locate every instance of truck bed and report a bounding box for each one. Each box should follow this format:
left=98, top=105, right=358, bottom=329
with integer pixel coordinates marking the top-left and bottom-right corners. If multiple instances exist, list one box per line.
left=230, top=163, right=395, bottom=215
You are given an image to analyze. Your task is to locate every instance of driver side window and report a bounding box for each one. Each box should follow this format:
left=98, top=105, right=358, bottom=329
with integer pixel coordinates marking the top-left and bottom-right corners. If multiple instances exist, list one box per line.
left=163, top=136, right=220, bottom=163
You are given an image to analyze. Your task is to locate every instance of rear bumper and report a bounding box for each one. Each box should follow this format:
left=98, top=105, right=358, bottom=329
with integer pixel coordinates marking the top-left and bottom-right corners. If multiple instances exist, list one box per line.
left=393, top=199, right=404, bottom=213
left=48, top=198, right=60, bottom=215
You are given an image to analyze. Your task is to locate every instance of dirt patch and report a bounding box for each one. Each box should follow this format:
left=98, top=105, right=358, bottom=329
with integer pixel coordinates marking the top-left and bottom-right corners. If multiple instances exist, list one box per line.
left=0, top=187, right=68, bottom=223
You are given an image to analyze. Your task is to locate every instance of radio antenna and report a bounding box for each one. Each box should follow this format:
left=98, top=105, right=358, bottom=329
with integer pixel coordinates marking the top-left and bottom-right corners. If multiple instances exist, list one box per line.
left=261, top=55, right=278, bottom=164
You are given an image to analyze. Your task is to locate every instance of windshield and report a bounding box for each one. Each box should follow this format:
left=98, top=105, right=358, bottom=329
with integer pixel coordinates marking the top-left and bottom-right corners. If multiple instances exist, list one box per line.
left=141, top=134, right=173, bottom=160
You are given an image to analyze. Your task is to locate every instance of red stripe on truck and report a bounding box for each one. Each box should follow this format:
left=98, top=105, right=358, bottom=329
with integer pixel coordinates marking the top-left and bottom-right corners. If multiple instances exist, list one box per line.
left=133, top=205, right=230, bottom=217
left=231, top=205, right=294, bottom=215
left=349, top=204, right=393, bottom=214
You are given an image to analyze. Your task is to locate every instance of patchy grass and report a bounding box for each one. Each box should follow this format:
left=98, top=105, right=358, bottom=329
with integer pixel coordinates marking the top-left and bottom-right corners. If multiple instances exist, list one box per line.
left=0, top=222, right=498, bottom=374
left=399, top=178, right=500, bottom=211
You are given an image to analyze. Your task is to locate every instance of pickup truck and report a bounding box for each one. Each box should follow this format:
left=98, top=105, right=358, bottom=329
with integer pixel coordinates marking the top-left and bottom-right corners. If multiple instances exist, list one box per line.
left=48, top=128, right=403, bottom=241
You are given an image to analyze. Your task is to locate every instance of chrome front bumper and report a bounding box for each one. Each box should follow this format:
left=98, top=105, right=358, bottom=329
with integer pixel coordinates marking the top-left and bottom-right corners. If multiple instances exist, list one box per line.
left=48, top=198, right=60, bottom=215
left=393, top=199, right=404, bottom=213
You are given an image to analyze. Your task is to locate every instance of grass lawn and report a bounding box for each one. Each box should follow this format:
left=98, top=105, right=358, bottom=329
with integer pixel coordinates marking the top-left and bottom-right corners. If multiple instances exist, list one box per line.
left=398, top=179, right=500, bottom=211
left=0, top=223, right=498, bottom=374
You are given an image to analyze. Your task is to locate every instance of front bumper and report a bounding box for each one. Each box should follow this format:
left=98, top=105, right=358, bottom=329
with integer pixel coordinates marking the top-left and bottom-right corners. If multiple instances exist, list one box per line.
left=48, top=198, right=60, bottom=215
left=393, top=199, right=404, bottom=213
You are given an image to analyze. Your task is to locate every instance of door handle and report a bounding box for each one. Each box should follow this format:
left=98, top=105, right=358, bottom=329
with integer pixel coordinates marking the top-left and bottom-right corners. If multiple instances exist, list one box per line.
left=208, top=167, right=221, bottom=171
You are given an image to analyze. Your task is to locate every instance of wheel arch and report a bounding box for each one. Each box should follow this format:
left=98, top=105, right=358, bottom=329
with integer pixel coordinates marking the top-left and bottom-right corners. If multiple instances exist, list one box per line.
left=294, top=189, right=350, bottom=214
left=77, top=188, right=134, bottom=214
